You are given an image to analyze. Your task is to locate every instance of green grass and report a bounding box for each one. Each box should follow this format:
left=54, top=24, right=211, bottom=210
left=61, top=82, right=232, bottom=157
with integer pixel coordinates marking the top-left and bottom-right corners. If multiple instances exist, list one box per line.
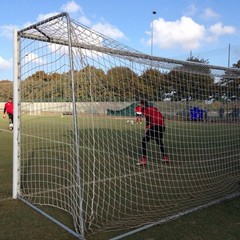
left=0, top=115, right=240, bottom=240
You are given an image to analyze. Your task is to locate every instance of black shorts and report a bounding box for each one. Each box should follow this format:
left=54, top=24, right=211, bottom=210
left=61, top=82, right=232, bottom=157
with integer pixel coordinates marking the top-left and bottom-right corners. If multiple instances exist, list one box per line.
left=7, top=113, right=13, bottom=123
left=146, top=125, right=165, bottom=140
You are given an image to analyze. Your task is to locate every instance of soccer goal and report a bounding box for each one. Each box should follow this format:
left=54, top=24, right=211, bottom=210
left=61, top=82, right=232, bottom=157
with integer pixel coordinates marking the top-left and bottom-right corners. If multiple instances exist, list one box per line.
left=13, top=12, right=240, bottom=240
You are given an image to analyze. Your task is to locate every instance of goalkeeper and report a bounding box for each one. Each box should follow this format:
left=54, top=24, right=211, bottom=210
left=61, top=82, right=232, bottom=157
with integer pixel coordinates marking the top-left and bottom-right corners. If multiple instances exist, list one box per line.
left=3, top=97, right=14, bottom=127
left=137, top=100, right=169, bottom=166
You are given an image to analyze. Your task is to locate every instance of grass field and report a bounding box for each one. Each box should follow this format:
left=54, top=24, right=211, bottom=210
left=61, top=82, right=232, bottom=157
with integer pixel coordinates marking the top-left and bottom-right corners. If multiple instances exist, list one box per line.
left=0, top=115, right=240, bottom=240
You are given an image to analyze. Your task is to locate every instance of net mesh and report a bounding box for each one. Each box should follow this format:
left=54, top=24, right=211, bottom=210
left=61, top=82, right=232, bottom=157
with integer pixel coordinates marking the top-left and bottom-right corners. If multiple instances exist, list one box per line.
left=16, top=13, right=240, bottom=238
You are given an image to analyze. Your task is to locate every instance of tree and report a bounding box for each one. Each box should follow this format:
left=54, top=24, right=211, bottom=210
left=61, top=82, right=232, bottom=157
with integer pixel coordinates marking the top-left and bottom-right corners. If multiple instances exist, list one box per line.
left=186, top=56, right=209, bottom=64
left=139, top=68, right=167, bottom=101
left=106, top=67, right=137, bottom=101
left=168, top=56, right=214, bottom=101
left=0, top=80, right=13, bottom=101
left=74, top=66, right=107, bottom=101
left=232, top=60, right=240, bottom=68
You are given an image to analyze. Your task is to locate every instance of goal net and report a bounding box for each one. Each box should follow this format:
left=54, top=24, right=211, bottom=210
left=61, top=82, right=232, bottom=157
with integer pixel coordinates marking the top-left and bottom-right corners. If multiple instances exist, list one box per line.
left=13, top=12, right=240, bottom=239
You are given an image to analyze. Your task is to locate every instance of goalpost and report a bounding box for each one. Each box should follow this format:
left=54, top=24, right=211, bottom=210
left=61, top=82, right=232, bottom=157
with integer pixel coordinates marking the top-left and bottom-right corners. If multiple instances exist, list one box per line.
left=13, top=12, right=240, bottom=239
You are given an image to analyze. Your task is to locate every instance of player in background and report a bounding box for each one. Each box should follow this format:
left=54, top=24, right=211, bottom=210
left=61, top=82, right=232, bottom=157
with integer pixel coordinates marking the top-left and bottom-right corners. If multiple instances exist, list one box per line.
left=135, top=103, right=143, bottom=124
left=137, top=100, right=169, bottom=166
left=3, top=97, right=14, bottom=130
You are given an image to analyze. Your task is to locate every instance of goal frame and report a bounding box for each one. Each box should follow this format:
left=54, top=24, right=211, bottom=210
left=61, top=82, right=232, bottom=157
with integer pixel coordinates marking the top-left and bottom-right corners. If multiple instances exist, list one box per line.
left=13, top=12, right=240, bottom=240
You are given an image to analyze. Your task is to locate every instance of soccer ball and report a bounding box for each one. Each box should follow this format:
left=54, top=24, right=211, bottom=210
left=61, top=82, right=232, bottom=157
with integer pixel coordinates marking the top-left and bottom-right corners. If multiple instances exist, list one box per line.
left=126, top=120, right=134, bottom=125
left=9, top=123, right=13, bottom=131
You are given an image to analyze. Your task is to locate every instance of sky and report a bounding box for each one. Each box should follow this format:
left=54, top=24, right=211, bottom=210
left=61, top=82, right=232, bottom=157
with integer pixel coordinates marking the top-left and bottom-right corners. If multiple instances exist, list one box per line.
left=0, top=0, right=240, bottom=80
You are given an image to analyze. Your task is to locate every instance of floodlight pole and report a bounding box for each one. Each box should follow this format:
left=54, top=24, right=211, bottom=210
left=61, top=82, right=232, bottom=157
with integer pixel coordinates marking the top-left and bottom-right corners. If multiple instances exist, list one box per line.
left=151, top=11, right=156, bottom=57
left=226, top=43, right=231, bottom=121
left=228, top=43, right=231, bottom=68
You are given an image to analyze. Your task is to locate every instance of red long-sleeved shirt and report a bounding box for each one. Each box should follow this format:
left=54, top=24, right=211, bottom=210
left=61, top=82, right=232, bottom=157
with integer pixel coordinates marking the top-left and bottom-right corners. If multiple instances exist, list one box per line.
left=4, top=102, right=13, bottom=115
left=142, top=106, right=164, bottom=128
left=135, top=106, right=142, bottom=113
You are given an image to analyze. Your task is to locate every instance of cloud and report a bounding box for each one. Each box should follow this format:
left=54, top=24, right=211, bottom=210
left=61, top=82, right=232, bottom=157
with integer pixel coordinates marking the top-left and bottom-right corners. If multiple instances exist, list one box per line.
left=62, top=1, right=124, bottom=38
left=61, top=1, right=91, bottom=26
left=0, top=1, right=86, bottom=37
left=0, top=25, right=19, bottom=38
left=92, top=23, right=126, bottom=40
left=37, top=12, right=60, bottom=22
left=151, top=16, right=206, bottom=50
left=185, top=4, right=197, bottom=16
left=37, top=1, right=82, bottom=22
left=209, top=22, right=236, bottom=36
left=61, top=0, right=82, bottom=14
left=207, top=22, right=236, bottom=42
left=23, top=53, right=46, bottom=65
left=148, top=16, right=236, bottom=51
left=201, top=8, right=219, bottom=20
left=79, top=16, right=91, bottom=26
left=0, top=56, right=12, bottom=70
left=20, top=1, right=123, bottom=43
left=36, top=1, right=89, bottom=26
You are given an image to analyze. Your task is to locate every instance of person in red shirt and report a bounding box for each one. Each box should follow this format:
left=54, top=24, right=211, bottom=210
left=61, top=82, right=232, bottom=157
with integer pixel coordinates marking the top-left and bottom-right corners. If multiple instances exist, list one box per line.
left=135, top=104, right=143, bottom=124
left=3, top=97, right=14, bottom=129
left=137, top=100, right=169, bottom=166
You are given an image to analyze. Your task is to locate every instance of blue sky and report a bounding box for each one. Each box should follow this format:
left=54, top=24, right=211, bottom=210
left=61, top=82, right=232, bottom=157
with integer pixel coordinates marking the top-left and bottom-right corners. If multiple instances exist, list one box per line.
left=1, top=0, right=240, bottom=80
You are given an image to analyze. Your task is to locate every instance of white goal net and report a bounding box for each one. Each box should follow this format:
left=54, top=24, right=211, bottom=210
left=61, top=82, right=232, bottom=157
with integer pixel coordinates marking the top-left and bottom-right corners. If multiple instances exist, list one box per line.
left=13, top=12, right=240, bottom=239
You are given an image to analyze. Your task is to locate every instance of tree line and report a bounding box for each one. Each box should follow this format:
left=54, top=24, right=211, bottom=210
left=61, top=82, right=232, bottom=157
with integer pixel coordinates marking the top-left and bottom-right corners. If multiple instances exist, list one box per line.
left=1, top=58, right=240, bottom=103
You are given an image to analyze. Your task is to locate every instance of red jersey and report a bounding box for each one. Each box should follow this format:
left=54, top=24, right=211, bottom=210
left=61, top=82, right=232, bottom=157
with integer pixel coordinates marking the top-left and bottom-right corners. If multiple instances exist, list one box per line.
left=142, top=106, right=164, bottom=128
left=4, top=102, right=14, bottom=115
left=135, top=106, right=142, bottom=113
